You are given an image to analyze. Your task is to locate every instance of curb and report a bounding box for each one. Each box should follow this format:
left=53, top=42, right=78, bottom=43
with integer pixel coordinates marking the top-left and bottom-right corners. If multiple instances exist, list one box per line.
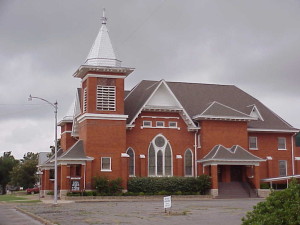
left=15, top=207, right=56, bottom=225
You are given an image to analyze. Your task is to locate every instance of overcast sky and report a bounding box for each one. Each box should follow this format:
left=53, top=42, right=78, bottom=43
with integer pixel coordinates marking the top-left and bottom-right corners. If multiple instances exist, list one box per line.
left=0, top=0, right=299, bottom=159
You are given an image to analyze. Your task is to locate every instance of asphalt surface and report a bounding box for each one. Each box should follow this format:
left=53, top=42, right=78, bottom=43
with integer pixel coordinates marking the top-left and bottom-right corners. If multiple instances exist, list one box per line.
left=0, top=203, right=43, bottom=225
left=16, top=198, right=263, bottom=225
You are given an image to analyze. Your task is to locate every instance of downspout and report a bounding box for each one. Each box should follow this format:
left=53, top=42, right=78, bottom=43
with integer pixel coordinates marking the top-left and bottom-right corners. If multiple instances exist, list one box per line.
left=291, top=133, right=296, bottom=175
left=194, top=130, right=198, bottom=177
left=84, top=163, right=86, bottom=190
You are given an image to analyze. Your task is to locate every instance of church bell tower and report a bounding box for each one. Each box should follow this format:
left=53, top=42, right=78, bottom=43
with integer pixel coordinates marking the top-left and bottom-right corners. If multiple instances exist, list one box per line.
left=73, top=9, right=134, bottom=188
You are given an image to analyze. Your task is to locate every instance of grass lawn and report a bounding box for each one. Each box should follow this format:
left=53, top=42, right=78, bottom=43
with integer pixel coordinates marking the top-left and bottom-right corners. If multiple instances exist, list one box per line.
left=0, top=194, right=40, bottom=203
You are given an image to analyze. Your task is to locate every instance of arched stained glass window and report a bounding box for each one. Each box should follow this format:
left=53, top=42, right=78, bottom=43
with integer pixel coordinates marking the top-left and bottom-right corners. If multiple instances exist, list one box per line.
left=165, top=144, right=172, bottom=176
left=184, top=149, right=193, bottom=176
left=157, top=150, right=163, bottom=176
left=126, top=148, right=135, bottom=176
left=148, top=135, right=173, bottom=177
left=149, top=143, right=155, bottom=176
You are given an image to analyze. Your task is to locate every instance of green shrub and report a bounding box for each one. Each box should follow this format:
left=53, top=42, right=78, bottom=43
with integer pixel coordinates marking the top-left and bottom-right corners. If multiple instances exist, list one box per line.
left=127, top=175, right=211, bottom=195
left=66, top=192, right=81, bottom=196
left=46, top=191, right=54, bottom=195
left=93, top=176, right=123, bottom=195
left=93, top=176, right=109, bottom=194
left=109, top=178, right=122, bottom=194
left=242, top=179, right=300, bottom=225
left=82, top=191, right=96, bottom=196
left=260, top=183, right=270, bottom=189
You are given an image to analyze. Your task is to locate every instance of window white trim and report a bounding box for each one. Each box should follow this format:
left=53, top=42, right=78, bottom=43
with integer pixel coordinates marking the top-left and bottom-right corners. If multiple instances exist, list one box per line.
left=126, top=148, right=135, bottom=177
left=278, top=137, right=287, bottom=150
left=148, top=134, right=173, bottom=177
left=83, top=88, right=87, bottom=113
left=184, top=149, right=193, bottom=177
left=168, top=121, right=177, bottom=128
left=249, top=136, right=258, bottom=150
left=143, top=121, right=152, bottom=127
left=101, top=157, right=112, bottom=172
left=279, top=160, right=287, bottom=177
left=197, top=134, right=201, bottom=148
left=156, top=121, right=165, bottom=127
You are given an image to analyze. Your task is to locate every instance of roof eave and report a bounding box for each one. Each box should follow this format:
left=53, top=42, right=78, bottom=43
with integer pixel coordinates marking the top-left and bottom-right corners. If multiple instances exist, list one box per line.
left=73, top=65, right=135, bottom=79
left=247, top=128, right=299, bottom=133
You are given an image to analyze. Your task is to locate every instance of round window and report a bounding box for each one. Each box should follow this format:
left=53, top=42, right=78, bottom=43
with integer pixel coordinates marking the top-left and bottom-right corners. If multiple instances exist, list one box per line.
left=155, top=136, right=165, bottom=147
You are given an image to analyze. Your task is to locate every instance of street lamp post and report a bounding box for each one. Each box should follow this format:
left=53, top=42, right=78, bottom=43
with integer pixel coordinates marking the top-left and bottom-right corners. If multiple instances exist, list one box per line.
left=29, top=95, right=58, bottom=205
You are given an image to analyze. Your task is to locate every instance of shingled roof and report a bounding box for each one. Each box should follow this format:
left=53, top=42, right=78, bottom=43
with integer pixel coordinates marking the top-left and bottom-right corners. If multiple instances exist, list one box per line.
left=125, top=80, right=297, bottom=131
left=57, top=140, right=93, bottom=161
left=198, top=145, right=265, bottom=166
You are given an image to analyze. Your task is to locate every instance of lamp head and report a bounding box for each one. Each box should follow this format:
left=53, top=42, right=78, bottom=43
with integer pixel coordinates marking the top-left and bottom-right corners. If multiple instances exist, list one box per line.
left=28, top=94, right=32, bottom=101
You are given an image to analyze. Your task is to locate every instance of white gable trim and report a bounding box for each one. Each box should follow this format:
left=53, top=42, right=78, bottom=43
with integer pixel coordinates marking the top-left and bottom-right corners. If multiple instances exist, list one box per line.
left=248, top=104, right=264, bottom=121
left=193, top=101, right=256, bottom=121
left=128, top=80, right=197, bottom=129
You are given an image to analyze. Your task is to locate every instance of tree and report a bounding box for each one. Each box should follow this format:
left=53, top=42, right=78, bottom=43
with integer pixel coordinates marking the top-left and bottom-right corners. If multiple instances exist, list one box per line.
left=10, top=152, right=38, bottom=190
left=242, top=179, right=300, bottom=225
left=0, top=152, right=18, bottom=194
left=49, top=138, right=61, bottom=157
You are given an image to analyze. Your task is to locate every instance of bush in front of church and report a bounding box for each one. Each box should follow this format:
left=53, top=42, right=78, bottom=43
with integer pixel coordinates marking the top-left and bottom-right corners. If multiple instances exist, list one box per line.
left=127, top=175, right=211, bottom=195
left=242, top=179, right=300, bottom=225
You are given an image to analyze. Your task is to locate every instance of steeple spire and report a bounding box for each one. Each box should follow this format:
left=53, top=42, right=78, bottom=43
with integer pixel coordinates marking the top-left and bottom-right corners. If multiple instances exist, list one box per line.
left=84, top=9, right=121, bottom=67
left=101, top=8, right=107, bottom=25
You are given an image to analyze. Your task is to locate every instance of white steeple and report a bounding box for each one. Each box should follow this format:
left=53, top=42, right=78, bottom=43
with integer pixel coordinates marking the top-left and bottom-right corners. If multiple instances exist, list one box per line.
left=84, top=9, right=121, bottom=67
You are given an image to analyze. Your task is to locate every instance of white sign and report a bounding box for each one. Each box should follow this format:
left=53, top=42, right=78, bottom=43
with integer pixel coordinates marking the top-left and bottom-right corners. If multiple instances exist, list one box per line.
left=164, top=196, right=172, bottom=209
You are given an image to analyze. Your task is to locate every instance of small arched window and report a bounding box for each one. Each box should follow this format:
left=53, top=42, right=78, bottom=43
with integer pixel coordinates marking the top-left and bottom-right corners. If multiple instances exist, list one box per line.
left=184, top=149, right=193, bottom=176
left=126, top=148, right=135, bottom=176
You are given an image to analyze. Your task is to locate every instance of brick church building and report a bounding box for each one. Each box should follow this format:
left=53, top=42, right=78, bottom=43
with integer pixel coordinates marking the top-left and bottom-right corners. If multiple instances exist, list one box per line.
left=39, top=13, right=300, bottom=197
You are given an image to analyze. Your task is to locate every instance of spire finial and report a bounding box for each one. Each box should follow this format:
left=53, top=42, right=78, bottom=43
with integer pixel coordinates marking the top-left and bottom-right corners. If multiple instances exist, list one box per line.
left=101, top=8, right=107, bottom=24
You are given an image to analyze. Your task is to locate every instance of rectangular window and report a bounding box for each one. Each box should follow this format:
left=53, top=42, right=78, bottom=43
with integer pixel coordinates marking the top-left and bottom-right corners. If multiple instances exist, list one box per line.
left=197, top=134, right=201, bottom=148
left=75, top=165, right=81, bottom=176
left=278, top=137, right=286, bottom=150
left=249, top=136, right=258, bottom=150
left=97, top=85, right=116, bottom=111
left=83, top=88, right=87, bottom=113
left=49, top=169, right=54, bottom=180
left=143, top=121, right=152, bottom=127
left=279, top=160, right=287, bottom=177
left=169, top=121, right=177, bottom=128
left=156, top=121, right=165, bottom=127
left=101, top=157, right=111, bottom=171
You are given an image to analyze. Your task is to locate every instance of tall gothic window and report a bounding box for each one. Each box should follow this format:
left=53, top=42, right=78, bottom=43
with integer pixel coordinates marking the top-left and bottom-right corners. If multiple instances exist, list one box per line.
left=126, top=148, right=135, bottom=176
left=184, top=149, right=193, bottom=176
left=148, top=135, right=173, bottom=176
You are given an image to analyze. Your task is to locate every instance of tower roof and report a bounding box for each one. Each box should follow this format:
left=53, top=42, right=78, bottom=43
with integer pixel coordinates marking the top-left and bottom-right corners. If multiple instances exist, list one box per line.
left=84, top=9, right=121, bottom=67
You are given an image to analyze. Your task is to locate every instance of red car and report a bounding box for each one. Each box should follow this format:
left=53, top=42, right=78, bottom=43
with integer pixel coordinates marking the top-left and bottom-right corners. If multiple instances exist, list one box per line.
left=26, top=186, right=39, bottom=194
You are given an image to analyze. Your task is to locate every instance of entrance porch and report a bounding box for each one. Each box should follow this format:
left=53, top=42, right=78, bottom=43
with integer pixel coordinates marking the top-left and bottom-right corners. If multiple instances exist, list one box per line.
left=198, top=145, right=265, bottom=197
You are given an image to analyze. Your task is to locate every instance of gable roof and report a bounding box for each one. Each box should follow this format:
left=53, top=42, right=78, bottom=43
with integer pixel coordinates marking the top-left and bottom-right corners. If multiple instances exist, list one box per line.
left=125, top=80, right=196, bottom=129
left=198, top=144, right=265, bottom=166
left=57, top=140, right=93, bottom=161
left=193, top=101, right=256, bottom=121
left=125, top=80, right=297, bottom=132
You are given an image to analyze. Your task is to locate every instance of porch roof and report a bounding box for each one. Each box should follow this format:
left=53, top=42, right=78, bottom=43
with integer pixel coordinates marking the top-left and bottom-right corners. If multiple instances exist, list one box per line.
left=197, top=145, right=265, bottom=166
left=56, top=140, right=94, bottom=162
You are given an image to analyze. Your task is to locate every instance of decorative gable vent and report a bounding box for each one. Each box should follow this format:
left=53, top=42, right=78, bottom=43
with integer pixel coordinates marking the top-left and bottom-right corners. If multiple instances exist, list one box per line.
left=83, top=88, right=87, bottom=113
left=249, top=105, right=264, bottom=121
left=97, top=85, right=116, bottom=111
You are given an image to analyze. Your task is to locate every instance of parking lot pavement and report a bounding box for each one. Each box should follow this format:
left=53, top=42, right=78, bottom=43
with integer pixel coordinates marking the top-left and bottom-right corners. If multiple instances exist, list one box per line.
left=17, top=198, right=263, bottom=225
left=0, top=204, right=43, bottom=225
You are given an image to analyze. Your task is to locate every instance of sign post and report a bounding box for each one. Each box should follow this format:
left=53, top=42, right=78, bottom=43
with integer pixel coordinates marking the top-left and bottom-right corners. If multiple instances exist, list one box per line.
left=163, top=196, right=172, bottom=213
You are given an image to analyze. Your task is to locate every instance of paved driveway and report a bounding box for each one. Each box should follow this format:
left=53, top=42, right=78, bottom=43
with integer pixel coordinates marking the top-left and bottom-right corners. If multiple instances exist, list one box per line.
left=0, top=203, right=43, bottom=225
left=17, top=198, right=263, bottom=225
